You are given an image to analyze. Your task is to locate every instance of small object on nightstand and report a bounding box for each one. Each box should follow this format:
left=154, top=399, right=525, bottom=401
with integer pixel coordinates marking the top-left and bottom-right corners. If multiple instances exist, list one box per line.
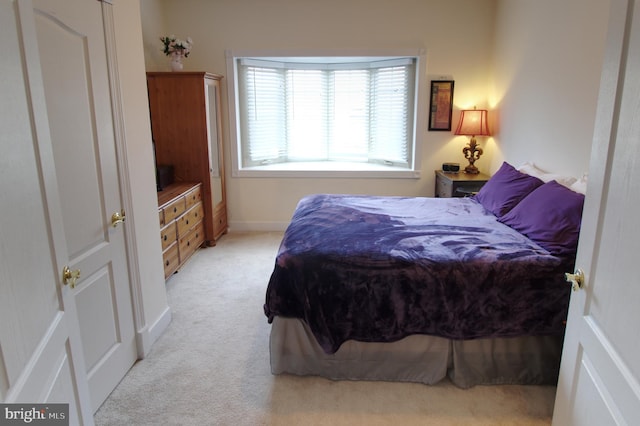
left=435, top=170, right=491, bottom=198
left=442, top=162, right=460, bottom=173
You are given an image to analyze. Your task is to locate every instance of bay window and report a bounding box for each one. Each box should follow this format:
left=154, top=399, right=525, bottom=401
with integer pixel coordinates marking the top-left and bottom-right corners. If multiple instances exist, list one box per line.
left=226, top=50, right=427, bottom=178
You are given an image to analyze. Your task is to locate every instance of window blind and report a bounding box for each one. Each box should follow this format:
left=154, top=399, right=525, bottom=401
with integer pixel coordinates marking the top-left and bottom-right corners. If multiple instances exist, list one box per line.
left=237, top=57, right=416, bottom=168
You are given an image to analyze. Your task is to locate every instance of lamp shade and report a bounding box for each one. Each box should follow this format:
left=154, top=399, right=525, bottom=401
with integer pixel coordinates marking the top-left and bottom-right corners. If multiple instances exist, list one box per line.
left=454, top=109, right=490, bottom=136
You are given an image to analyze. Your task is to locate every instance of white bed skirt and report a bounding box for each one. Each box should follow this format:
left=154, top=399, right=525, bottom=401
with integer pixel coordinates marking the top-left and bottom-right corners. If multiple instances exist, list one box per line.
left=269, top=317, right=563, bottom=388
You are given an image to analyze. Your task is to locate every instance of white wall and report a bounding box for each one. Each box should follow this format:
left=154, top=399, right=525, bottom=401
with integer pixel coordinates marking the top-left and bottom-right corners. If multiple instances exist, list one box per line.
left=490, top=0, right=610, bottom=177
left=140, top=0, right=611, bottom=230
left=142, top=0, right=497, bottom=229
left=113, top=1, right=170, bottom=354
left=140, top=0, right=167, bottom=69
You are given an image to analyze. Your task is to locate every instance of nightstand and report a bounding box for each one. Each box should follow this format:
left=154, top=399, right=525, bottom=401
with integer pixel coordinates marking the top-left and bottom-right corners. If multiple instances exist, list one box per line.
left=435, top=170, right=491, bottom=198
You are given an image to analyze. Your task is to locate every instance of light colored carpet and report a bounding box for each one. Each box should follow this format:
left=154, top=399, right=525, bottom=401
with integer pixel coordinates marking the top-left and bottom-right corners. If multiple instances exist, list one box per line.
left=94, top=231, right=556, bottom=426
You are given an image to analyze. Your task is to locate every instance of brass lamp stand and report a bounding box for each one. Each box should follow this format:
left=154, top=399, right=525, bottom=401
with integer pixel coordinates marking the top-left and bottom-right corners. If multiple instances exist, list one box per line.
left=462, top=136, right=483, bottom=174
left=454, top=107, right=490, bottom=174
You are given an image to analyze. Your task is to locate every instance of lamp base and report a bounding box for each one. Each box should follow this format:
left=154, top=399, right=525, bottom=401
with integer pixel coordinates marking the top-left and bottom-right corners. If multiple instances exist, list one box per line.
left=464, top=164, right=479, bottom=174
left=462, top=137, right=483, bottom=175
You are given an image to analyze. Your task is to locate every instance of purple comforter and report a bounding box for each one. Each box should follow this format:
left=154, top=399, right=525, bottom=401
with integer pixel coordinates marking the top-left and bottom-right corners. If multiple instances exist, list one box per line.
left=264, top=194, right=572, bottom=354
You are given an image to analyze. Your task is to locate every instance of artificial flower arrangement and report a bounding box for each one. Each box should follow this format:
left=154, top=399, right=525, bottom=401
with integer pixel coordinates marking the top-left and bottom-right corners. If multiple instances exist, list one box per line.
left=160, top=35, right=193, bottom=57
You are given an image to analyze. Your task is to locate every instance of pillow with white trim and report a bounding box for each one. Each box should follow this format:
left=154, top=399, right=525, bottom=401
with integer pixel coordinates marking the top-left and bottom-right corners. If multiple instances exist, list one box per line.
left=517, top=161, right=577, bottom=188
left=569, top=173, right=588, bottom=195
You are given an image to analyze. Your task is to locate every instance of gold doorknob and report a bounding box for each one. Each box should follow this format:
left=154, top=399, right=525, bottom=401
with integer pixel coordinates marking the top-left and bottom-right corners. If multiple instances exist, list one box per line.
left=565, top=268, right=585, bottom=292
left=62, top=266, right=81, bottom=289
left=111, top=210, right=126, bottom=227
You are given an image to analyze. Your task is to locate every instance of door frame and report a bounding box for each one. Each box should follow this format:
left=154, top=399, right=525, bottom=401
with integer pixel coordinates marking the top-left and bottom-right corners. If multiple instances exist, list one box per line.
left=99, top=0, right=147, bottom=358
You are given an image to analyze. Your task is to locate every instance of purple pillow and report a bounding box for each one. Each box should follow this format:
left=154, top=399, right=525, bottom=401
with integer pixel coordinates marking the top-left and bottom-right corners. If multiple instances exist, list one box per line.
left=475, top=162, right=544, bottom=217
left=499, top=180, right=585, bottom=257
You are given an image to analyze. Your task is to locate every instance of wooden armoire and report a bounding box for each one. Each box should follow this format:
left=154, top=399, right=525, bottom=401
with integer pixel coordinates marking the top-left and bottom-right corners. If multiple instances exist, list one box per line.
left=147, top=72, right=227, bottom=245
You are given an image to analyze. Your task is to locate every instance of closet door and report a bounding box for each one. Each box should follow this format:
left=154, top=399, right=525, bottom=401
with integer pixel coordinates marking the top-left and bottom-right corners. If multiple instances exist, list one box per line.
left=1, top=0, right=92, bottom=423
left=34, top=0, right=137, bottom=412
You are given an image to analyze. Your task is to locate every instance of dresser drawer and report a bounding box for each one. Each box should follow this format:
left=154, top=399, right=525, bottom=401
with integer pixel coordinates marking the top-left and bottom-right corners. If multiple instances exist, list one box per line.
left=179, top=220, right=205, bottom=261
left=162, top=242, right=179, bottom=279
left=453, top=182, right=486, bottom=197
left=160, top=221, right=177, bottom=251
left=157, top=182, right=206, bottom=280
left=436, top=177, right=453, bottom=198
left=177, top=202, right=204, bottom=236
left=185, top=185, right=202, bottom=210
left=435, top=170, right=490, bottom=198
left=163, top=196, right=186, bottom=223
left=213, top=208, right=227, bottom=239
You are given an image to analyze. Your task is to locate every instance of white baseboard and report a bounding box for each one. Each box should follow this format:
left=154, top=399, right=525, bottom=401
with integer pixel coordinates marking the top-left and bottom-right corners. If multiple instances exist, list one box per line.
left=228, top=221, right=289, bottom=232
left=136, top=306, right=172, bottom=359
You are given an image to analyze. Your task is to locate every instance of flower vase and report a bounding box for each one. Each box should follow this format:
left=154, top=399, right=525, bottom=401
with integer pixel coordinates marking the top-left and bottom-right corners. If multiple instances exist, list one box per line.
left=170, top=52, right=184, bottom=71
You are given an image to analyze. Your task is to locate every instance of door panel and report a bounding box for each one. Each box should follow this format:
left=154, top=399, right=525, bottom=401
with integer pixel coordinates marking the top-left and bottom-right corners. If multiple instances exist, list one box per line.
left=207, top=82, right=223, bottom=206
left=32, top=10, right=109, bottom=258
left=552, top=0, right=640, bottom=423
left=33, top=0, right=137, bottom=412
left=47, top=349, right=82, bottom=426
left=571, top=359, right=617, bottom=426
left=1, top=1, right=92, bottom=423
left=75, top=267, right=120, bottom=372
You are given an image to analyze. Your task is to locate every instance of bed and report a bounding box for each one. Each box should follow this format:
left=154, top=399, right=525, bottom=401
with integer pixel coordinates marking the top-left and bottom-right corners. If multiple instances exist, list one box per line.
left=264, top=162, right=586, bottom=388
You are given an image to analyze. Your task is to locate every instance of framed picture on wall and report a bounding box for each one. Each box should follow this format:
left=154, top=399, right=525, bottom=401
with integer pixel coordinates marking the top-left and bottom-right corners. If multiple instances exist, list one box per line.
left=428, top=80, right=455, bottom=131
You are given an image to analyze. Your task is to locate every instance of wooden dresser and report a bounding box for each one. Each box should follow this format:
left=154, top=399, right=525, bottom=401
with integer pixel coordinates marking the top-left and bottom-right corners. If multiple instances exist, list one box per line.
left=158, top=182, right=205, bottom=279
left=147, top=72, right=228, bottom=245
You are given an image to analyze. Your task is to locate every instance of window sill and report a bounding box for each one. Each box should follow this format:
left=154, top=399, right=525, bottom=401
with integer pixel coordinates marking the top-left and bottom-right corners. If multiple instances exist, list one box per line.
left=233, top=161, right=421, bottom=179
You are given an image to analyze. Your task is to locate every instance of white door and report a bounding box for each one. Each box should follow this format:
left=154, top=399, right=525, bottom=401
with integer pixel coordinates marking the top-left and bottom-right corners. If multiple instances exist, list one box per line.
left=33, top=0, right=137, bottom=412
left=552, top=0, right=640, bottom=424
left=1, top=1, right=92, bottom=424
